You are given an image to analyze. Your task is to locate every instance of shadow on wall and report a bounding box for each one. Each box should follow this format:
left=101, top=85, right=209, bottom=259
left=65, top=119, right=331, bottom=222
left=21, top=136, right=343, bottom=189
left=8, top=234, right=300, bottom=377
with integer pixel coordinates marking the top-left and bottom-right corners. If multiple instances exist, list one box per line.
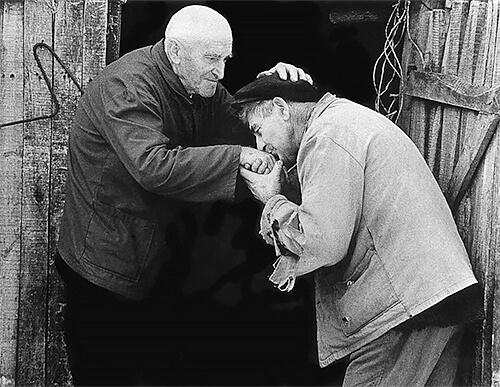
left=115, top=1, right=389, bottom=385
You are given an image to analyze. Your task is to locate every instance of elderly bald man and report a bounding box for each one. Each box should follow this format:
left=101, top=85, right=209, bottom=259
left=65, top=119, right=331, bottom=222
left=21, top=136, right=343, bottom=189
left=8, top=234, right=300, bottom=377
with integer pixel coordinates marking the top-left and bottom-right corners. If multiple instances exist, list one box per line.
left=55, top=5, right=312, bottom=386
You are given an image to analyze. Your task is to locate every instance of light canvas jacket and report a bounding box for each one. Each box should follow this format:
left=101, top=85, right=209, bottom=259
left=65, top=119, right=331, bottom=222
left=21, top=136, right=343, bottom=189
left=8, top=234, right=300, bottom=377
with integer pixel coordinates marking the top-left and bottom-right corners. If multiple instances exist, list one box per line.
left=260, top=94, right=477, bottom=367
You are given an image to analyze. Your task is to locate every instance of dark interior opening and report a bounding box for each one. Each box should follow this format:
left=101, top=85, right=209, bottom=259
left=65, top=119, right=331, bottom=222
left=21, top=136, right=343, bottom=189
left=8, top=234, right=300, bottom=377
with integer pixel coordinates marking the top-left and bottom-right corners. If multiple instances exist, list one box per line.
left=117, top=2, right=393, bottom=385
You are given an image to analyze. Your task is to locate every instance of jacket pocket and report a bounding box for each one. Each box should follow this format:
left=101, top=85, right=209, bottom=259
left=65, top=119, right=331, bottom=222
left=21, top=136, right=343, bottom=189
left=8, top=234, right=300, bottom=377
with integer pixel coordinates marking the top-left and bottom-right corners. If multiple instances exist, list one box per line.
left=82, top=200, right=156, bottom=282
left=333, top=248, right=398, bottom=337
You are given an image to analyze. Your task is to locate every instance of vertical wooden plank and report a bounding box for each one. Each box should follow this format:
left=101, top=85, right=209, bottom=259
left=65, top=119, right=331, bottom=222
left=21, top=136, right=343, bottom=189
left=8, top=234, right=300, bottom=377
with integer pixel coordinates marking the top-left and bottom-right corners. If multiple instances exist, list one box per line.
left=454, top=0, right=484, bottom=234
left=0, top=1, right=24, bottom=385
left=425, top=106, right=443, bottom=176
left=106, top=0, right=124, bottom=65
left=488, top=0, right=500, bottom=86
left=83, top=0, right=108, bottom=87
left=442, top=0, right=469, bottom=75
left=405, top=1, right=433, bottom=154
left=484, top=0, right=500, bottom=88
left=454, top=2, right=498, bottom=386
left=487, top=5, right=500, bottom=383
left=438, top=0, right=469, bottom=189
left=464, top=115, right=499, bottom=387
left=471, top=0, right=491, bottom=84
left=47, top=0, right=85, bottom=385
left=397, top=0, right=414, bottom=133
left=492, top=186, right=500, bottom=385
left=466, top=3, right=500, bottom=385
left=16, top=1, right=54, bottom=385
left=425, top=9, right=447, bottom=177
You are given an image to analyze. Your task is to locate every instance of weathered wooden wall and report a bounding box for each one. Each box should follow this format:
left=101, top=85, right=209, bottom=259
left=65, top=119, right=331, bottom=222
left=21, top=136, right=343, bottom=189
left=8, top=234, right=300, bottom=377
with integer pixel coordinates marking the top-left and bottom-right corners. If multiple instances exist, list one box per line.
left=0, top=0, right=110, bottom=385
left=400, top=0, right=500, bottom=385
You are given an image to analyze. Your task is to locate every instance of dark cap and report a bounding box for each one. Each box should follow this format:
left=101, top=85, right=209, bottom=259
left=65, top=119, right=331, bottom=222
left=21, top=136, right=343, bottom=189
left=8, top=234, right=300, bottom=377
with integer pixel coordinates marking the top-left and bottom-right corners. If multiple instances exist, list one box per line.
left=233, top=73, right=319, bottom=105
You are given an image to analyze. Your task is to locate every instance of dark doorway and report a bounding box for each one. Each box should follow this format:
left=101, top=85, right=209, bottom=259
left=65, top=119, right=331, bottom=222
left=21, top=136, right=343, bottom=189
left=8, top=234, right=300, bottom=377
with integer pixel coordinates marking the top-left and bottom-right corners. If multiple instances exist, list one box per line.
left=118, top=1, right=391, bottom=385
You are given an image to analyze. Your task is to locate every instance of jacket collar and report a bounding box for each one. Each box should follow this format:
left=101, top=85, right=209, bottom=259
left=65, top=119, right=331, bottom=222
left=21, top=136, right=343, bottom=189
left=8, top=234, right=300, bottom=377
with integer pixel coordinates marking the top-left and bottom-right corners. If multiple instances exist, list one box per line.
left=151, top=39, right=193, bottom=105
left=308, top=92, right=338, bottom=125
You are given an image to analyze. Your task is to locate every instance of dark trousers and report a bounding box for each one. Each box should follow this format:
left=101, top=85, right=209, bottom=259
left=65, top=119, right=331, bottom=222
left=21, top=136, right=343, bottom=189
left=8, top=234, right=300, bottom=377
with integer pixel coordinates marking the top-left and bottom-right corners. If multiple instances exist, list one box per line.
left=55, top=257, right=181, bottom=386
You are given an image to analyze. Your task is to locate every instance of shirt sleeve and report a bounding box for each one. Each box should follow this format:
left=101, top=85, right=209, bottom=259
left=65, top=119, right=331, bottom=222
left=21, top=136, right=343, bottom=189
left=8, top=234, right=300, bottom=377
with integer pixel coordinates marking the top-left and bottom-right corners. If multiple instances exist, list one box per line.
left=94, top=79, right=241, bottom=202
left=260, top=134, right=364, bottom=283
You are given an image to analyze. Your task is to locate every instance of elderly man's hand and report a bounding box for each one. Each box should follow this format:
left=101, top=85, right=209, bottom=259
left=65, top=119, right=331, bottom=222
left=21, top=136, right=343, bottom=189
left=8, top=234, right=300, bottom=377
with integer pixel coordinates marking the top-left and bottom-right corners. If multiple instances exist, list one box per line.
left=240, top=161, right=283, bottom=204
left=257, top=62, right=313, bottom=85
left=240, top=146, right=276, bottom=174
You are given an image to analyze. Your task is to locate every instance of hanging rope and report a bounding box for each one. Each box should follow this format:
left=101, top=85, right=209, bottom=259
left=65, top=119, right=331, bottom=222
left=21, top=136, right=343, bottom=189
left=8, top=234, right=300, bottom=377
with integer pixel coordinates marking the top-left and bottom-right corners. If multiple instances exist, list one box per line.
left=0, top=42, right=83, bottom=128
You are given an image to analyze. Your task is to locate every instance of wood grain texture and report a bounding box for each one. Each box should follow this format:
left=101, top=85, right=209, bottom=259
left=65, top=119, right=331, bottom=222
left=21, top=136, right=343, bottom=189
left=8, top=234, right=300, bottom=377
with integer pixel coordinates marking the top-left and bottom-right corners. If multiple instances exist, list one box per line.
left=83, top=0, right=108, bottom=89
left=16, top=1, right=54, bottom=385
left=0, top=1, right=24, bottom=383
left=106, top=0, right=123, bottom=64
left=401, top=1, right=500, bottom=385
left=47, top=1, right=86, bottom=385
left=0, top=0, right=111, bottom=384
left=438, top=0, right=469, bottom=189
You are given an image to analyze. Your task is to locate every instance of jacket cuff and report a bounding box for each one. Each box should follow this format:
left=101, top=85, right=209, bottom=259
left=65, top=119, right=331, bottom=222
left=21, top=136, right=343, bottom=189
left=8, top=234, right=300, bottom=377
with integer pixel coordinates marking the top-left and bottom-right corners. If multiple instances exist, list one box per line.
left=259, top=194, right=288, bottom=244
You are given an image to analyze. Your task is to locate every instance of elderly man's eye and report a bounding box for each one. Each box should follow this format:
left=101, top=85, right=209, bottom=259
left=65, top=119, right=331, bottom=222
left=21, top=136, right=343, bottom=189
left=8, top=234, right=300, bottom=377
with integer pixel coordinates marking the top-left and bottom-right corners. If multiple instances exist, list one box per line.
left=205, top=56, right=219, bottom=64
left=250, top=124, right=261, bottom=135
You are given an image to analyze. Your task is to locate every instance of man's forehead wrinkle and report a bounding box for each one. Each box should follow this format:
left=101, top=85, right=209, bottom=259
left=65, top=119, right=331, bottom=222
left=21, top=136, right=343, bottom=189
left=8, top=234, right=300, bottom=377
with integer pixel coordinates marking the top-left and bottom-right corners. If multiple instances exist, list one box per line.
left=185, top=39, right=233, bottom=57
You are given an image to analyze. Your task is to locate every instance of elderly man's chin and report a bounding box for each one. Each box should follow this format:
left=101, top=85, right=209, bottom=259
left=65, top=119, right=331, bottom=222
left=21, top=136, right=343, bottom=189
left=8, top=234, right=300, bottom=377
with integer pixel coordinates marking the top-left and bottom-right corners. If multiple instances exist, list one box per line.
left=199, top=82, right=218, bottom=98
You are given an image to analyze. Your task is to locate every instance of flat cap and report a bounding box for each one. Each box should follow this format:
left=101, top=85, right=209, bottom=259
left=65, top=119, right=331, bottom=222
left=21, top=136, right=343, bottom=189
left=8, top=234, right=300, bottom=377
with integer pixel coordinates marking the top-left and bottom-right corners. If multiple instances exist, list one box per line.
left=233, top=73, right=319, bottom=104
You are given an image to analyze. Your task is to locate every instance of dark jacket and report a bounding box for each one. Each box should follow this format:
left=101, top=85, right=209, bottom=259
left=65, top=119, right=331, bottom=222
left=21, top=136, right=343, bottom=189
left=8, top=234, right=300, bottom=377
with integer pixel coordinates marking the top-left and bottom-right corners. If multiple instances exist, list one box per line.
left=58, top=40, right=243, bottom=299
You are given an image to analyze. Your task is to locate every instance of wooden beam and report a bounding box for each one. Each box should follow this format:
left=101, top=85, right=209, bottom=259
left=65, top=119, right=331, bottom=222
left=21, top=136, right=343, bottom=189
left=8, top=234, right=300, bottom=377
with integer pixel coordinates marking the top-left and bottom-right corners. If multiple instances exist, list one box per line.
left=447, top=116, right=500, bottom=211
left=404, top=70, right=500, bottom=114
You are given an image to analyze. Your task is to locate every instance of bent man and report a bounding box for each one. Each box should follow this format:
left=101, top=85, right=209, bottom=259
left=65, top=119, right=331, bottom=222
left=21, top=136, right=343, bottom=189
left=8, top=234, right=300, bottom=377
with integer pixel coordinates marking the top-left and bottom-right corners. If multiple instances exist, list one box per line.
left=235, top=74, right=483, bottom=386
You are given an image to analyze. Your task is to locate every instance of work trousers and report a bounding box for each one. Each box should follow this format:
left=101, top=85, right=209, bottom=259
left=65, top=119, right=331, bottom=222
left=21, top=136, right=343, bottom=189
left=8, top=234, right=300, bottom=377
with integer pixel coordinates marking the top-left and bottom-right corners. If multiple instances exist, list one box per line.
left=342, top=324, right=464, bottom=387
left=55, top=257, right=182, bottom=386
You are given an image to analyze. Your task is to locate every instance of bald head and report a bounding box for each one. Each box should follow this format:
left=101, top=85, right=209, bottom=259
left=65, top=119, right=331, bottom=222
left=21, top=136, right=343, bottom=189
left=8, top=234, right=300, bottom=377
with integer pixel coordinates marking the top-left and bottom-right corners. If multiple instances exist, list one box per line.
left=164, top=5, right=233, bottom=98
left=165, top=5, right=232, bottom=44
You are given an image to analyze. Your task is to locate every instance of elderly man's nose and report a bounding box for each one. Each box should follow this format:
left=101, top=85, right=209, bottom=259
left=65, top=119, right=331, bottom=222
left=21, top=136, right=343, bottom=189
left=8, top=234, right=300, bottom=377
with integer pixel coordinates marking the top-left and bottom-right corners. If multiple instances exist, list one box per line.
left=256, top=137, right=265, bottom=151
left=213, top=61, right=225, bottom=80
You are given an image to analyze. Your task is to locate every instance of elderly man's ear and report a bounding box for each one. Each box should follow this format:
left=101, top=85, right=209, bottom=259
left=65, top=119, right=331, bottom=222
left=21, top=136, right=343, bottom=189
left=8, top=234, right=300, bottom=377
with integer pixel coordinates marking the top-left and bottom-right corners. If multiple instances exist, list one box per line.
left=165, top=39, right=182, bottom=64
left=273, top=97, right=291, bottom=120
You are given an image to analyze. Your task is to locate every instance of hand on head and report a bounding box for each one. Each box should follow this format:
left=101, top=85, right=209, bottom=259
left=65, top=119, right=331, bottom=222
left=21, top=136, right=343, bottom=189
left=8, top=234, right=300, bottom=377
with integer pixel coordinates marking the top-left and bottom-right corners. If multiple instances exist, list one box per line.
left=257, top=62, right=313, bottom=85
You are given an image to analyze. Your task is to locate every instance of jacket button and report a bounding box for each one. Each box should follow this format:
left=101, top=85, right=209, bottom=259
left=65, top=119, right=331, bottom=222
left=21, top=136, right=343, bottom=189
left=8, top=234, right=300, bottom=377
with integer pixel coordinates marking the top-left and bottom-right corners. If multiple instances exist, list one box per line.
left=346, top=280, right=353, bottom=288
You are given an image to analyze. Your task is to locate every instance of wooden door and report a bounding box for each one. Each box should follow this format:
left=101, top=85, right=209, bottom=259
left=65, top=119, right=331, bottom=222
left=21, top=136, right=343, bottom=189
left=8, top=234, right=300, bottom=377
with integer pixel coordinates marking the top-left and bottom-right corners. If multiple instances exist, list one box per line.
left=399, top=1, right=500, bottom=385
